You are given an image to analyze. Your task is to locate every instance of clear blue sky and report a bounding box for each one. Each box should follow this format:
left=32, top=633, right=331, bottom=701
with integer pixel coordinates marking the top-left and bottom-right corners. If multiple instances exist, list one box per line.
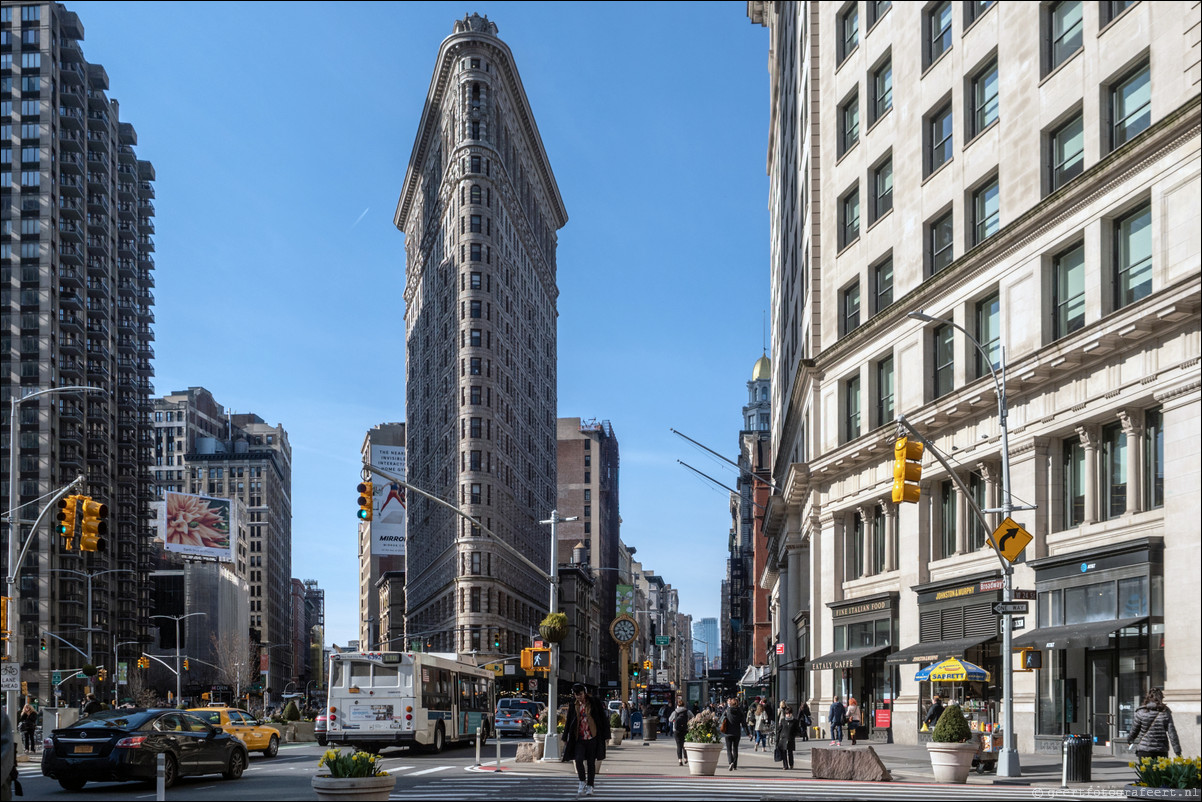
left=71, top=1, right=771, bottom=647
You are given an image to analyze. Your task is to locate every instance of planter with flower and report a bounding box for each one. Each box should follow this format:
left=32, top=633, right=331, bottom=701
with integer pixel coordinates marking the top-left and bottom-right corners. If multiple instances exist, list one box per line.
left=609, top=712, right=625, bottom=746
left=682, top=710, right=724, bottom=775
left=533, top=718, right=548, bottom=743
left=1126, top=756, right=1201, bottom=800
left=312, top=748, right=395, bottom=801
left=926, top=704, right=977, bottom=784
left=539, top=612, right=568, bottom=644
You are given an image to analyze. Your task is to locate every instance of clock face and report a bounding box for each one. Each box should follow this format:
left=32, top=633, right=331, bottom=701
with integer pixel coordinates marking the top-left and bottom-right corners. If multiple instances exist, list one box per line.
left=612, top=618, right=636, bottom=644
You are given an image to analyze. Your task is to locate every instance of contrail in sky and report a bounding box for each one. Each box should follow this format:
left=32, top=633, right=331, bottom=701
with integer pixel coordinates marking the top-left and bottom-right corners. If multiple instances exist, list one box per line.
left=351, top=207, right=370, bottom=229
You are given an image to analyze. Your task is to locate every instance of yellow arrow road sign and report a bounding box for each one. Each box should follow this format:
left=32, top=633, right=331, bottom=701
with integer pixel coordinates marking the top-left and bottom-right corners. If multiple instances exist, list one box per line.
left=989, top=517, right=1032, bottom=563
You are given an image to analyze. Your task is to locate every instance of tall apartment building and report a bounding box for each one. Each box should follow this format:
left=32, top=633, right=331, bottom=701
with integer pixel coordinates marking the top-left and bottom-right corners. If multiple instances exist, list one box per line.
left=357, top=422, right=405, bottom=650
left=395, top=14, right=566, bottom=658
left=556, top=417, right=620, bottom=679
left=2, top=2, right=157, bottom=701
left=692, top=617, right=719, bottom=673
left=750, top=0, right=1200, bottom=754
left=150, top=387, right=294, bottom=696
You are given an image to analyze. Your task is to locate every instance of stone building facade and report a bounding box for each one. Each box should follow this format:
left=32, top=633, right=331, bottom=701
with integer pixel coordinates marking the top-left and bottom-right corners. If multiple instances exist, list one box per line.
left=394, top=14, right=567, bottom=659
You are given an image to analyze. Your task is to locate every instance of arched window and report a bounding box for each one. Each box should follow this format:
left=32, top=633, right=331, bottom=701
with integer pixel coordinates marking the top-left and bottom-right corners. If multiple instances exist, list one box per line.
left=470, top=185, right=481, bottom=204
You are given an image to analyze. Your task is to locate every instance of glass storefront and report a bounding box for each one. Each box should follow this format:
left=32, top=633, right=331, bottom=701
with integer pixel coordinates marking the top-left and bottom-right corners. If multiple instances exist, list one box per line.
left=817, top=594, right=898, bottom=739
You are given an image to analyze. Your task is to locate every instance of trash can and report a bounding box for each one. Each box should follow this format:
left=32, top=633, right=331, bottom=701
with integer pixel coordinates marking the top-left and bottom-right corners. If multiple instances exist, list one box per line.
left=644, top=717, right=659, bottom=741
left=1062, top=734, right=1092, bottom=783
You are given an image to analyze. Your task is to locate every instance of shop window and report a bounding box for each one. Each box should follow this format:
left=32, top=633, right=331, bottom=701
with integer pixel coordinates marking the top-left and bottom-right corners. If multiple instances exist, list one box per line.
left=1117, top=576, right=1148, bottom=618
left=1064, top=581, right=1116, bottom=624
left=1038, top=589, right=1064, bottom=628
left=1036, top=648, right=1066, bottom=736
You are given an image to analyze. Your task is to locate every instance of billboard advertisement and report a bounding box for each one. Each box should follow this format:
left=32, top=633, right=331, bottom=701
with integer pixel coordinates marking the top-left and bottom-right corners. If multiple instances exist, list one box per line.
left=369, top=445, right=406, bottom=556
left=616, top=584, right=634, bottom=616
left=160, top=491, right=235, bottom=562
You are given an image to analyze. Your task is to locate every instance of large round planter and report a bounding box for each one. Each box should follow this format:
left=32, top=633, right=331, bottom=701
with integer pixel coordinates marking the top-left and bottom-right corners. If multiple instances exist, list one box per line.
left=610, top=728, right=625, bottom=746
left=1125, top=787, right=1201, bottom=800
left=927, top=741, right=978, bottom=784
left=311, top=774, right=398, bottom=801
left=683, top=742, right=724, bottom=776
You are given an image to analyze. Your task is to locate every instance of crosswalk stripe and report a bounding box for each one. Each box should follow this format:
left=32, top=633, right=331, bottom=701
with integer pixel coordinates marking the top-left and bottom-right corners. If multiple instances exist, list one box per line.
left=406, top=765, right=454, bottom=776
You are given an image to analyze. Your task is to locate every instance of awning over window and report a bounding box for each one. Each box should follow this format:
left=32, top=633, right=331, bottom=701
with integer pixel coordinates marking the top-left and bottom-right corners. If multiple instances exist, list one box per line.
left=808, top=644, right=889, bottom=671
left=885, top=634, right=996, bottom=665
left=737, top=665, right=771, bottom=687
left=1010, top=617, right=1147, bottom=650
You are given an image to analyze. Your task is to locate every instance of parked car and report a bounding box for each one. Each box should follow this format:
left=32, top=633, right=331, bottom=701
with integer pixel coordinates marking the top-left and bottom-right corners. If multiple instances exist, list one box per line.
left=493, top=709, right=535, bottom=738
left=315, top=714, right=328, bottom=746
left=186, top=706, right=281, bottom=757
left=42, top=708, right=249, bottom=791
left=607, top=700, right=622, bottom=715
left=496, top=697, right=541, bottom=716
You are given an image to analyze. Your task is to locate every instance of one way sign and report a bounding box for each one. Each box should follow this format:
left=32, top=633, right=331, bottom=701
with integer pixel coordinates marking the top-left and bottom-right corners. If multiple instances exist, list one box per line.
left=988, top=518, right=1032, bottom=563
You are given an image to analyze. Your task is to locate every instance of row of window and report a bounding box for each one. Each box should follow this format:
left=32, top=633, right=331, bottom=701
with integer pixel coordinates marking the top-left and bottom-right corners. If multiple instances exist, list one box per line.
left=0, top=6, right=43, bottom=22
left=0, top=53, right=42, bottom=70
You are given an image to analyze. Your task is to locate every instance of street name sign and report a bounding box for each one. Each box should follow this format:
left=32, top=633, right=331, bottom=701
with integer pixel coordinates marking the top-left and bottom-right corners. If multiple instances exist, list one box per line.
left=655, top=636, right=670, bottom=646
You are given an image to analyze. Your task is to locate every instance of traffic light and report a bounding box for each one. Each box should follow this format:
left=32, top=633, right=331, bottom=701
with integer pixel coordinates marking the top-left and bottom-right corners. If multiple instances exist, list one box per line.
left=356, top=481, right=373, bottom=521
left=78, top=496, right=108, bottom=552
left=183, top=658, right=190, bottom=671
left=1, top=595, right=8, bottom=642
left=891, top=437, right=924, bottom=503
left=1019, top=648, right=1043, bottom=671
left=98, top=668, right=107, bottom=681
left=40, top=636, right=47, bottom=652
left=137, top=656, right=149, bottom=669
left=631, top=662, right=639, bottom=679
left=57, top=494, right=79, bottom=549
left=492, top=631, right=501, bottom=650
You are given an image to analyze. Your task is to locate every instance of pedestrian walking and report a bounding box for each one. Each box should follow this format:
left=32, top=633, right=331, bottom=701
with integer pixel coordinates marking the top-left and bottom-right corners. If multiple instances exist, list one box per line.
left=721, top=696, right=743, bottom=771
left=745, top=698, right=758, bottom=742
left=669, top=697, right=692, bottom=766
left=81, top=693, right=102, bottom=716
left=1128, top=687, right=1182, bottom=761
left=847, top=697, right=862, bottom=745
left=753, top=703, right=771, bottom=751
left=799, top=700, right=813, bottom=742
left=561, top=684, right=610, bottom=796
left=619, top=701, right=631, bottom=731
left=827, top=696, right=846, bottom=746
left=775, top=705, right=799, bottom=770
left=17, top=704, right=38, bottom=754
left=925, top=694, right=945, bottom=730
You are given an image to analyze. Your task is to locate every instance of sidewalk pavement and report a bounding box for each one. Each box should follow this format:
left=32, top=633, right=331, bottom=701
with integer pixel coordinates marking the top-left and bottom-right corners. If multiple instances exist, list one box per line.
left=496, top=732, right=1135, bottom=791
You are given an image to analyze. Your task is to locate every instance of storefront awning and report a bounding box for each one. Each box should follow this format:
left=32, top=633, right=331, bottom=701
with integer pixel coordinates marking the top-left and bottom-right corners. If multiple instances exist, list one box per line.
left=737, top=665, right=770, bottom=687
left=809, top=644, right=889, bottom=671
left=886, top=634, right=996, bottom=665
left=1011, top=617, right=1147, bottom=650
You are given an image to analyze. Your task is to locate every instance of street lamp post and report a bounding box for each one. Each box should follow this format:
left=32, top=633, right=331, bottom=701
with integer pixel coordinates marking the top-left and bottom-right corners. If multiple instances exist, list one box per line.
left=151, top=612, right=207, bottom=705
left=537, top=509, right=577, bottom=763
left=112, top=640, right=141, bottom=707
left=908, top=310, right=1027, bottom=777
left=48, top=568, right=135, bottom=688
left=4, top=384, right=105, bottom=731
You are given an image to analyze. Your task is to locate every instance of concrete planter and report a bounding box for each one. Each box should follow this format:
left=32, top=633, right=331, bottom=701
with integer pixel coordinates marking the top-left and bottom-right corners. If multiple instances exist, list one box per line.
left=683, top=742, right=724, bottom=775
left=610, top=728, right=625, bottom=746
left=311, top=774, right=397, bottom=801
left=287, top=721, right=317, bottom=742
left=926, top=741, right=977, bottom=784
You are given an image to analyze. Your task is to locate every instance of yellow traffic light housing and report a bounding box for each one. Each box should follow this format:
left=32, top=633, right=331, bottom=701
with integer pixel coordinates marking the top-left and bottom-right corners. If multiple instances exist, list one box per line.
left=78, top=496, right=109, bottom=552
left=183, top=658, right=190, bottom=671
left=357, top=481, right=373, bottom=521
left=891, top=437, right=924, bottom=503
left=57, top=494, right=80, bottom=549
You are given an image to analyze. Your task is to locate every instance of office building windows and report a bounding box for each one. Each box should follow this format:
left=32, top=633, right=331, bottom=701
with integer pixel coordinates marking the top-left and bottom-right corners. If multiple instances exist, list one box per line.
left=1145, top=408, right=1163, bottom=510
left=1102, top=421, right=1126, bottom=519
left=844, top=374, right=861, bottom=443
left=1114, top=203, right=1152, bottom=309
left=872, top=157, right=893, bottom=221
left=968, top=472, right=987, bottom=550
left=934, top=322, right=955, bottom=398
left=971, top=59, right=999, bottom=136
left=1062, top=437, right=1085, bottom=528
left=839, top=3, right=859, bottom=64
left=1052, top=242, right=1085, bottom=339
left=965, top=0, right=995, bottom=27
left=928, top=103, right=953, bottom=174
left=940, top=480, right=957, bottom=558
left=930, top=211, right=954, bottom=274
left=840, top=188, right=860, bottom=248
left=840, top=92, right=859, bottom=156
left=975, top=292, right=1000, bottom=378
left=875, top=355, right=894, bottom=428
left=872, top=58, right=893, bottom=122
left=1048, top=1, right=1083, bottom=72
left=840, top=281, right=861, bottom=337
left=873, top=257, right=893, bottom=313
left=927, top=1, right=953, bottom=65
left=1111, top=63, right=1151, bottom=150
left=973, top=178, right=1000, bottom=244
left=1049, top=113, right=1085, bottom=191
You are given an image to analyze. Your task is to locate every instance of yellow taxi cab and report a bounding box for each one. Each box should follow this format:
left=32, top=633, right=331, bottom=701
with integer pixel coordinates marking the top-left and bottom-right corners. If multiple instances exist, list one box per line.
left=187, top=706, right=281, bottom=757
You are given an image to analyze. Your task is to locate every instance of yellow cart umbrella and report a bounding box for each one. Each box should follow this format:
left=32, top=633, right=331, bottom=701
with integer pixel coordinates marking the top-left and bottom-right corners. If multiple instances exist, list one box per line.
left=913, top=657, right=991, bottom=682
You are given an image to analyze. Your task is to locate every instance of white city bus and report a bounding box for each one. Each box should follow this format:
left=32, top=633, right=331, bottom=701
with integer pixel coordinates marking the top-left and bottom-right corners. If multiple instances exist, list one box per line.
left=325, top=651, right=494, bottom=753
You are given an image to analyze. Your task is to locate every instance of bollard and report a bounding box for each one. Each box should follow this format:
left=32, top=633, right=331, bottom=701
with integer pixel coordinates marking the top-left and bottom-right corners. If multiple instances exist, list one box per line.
left=475, top=725, right=482, bottom=767
left=495, top=727, right=502, bottom=769
left=156, top=752, right=165, bottom=801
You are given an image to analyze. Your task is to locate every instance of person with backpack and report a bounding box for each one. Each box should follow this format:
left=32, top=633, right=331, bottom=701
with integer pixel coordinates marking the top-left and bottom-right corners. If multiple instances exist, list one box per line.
left=828, top=696, right=846, bottom=746
left=668, top=697, right=692, bottom=766
left=722, top=697, right=744, bottom=770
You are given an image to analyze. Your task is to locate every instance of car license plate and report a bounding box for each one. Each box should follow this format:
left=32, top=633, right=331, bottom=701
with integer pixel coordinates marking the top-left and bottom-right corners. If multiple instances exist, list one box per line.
left=74, top=745, right=94, bottom=754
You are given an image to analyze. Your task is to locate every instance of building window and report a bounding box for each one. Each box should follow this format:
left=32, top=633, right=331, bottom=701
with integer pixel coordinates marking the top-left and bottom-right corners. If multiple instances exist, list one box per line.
left=470, top=483, right=482, bottom=504
left=1062, top=437, right=1085, bottom=528
left=1114, top=202, right=1152, bottom=310
left=873, top=257, right=893, bottom=313
left=1048, top=1, right=1083, bottom=72
left=470, top=587, right=481, bottom=612
left=1102, top=421, right=1126, bottom=519
left=1049, top=113, right=1085, bottom=191
left=928, top=103, right=953, bottom=174
left=1052, top=242, right=1085, bottom=339
left=1110, top=62, right=1151, bottom=151
left=968, top=472, right=988, bottom=550
left=840, top=188, right=860, bottom=248
left=469, top=357, right=481, bottom=375
left=867, top=1, right=891, bottom=28
left=970, top=59, right=999, bottom=136
left=840, top=281, right=861, bottom=337
left=470, top=185, right=481, bottom=204
left=844, top=374, right=861, bottom=442
left=470, top=243, right=482, bottom=262
left=470, top=214, right=482, bottom=233
left=871, top=506, right=886, bottom=574
left=975, top=292, right=1000, bottom=378
left=934, top=322, right=955, bottom=398
left=1145, top=408, right=1163, bottom=510
left=965, top=0, right=995, bottom=27
left=972, top=178, right=1000, bottom=244
left=927, top=1, right=953, bottom=66
left=872, top=157, right=893, bottom=222
left=929, top=211, right=954, bottom=274
left=470, top=155, right=482, bottom=173
left=940, top=480, right=957, bottom=558
left=469, top=329, right=482, bottom=347
left=1100, top=0, right=1136, bottom=26
left=840, top=92, right=859, bottom=156
left=872, top=58, right=893, bottom=122
left=838, top=3, right=859, bottom=64
left=875, top=355, right=894, bottom=427
left=848, top=514, right=864, bottom=581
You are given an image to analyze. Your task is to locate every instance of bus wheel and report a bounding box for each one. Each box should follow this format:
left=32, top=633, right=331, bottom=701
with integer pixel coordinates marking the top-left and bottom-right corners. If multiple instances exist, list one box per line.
left=430, top=723, right=446, bottom=754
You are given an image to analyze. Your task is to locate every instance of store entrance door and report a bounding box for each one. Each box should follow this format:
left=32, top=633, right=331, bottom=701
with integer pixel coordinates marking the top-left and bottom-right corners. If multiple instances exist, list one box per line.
left=1088, top=652, right=1119, bottom=756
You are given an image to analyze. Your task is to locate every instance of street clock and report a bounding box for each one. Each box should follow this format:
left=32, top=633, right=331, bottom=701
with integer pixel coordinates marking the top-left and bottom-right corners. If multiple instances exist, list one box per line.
left=610, top=614, right=638, bottom=645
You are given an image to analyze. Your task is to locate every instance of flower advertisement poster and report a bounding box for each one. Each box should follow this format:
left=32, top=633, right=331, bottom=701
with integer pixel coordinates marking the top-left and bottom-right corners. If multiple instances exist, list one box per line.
left=160, top=491, right=234, bottom=561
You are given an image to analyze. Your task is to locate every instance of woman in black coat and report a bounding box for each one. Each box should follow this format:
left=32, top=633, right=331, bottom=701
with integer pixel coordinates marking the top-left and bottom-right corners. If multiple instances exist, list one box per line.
left=776, top=705, right=799, bottom=770
left=560, top=684, right=610, bottom=795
